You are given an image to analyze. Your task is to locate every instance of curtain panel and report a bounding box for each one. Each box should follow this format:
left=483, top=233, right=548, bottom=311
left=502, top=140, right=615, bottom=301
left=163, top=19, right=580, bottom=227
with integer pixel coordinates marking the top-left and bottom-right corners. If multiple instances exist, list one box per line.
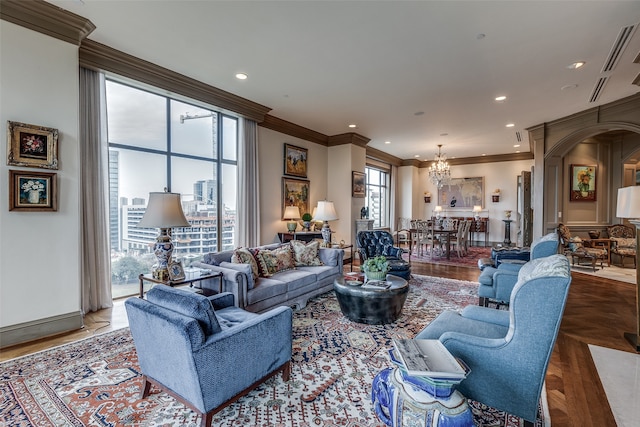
left=79, top=67, right=112, bottom=313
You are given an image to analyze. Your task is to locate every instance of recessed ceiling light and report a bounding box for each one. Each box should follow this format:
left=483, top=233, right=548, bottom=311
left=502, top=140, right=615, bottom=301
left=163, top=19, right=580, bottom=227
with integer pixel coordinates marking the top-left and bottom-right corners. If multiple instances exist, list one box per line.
left=513, top=144, right=520, bottom=148
left=348, top=124, right=357, bottom=128
left=384, top=141, right=391, bottom=144
left=516, top=150, right=521, bottom=153
left=414, top=154, right=420, bottom=158
left=561, top=84, right=578, bottom=91
left=482, top=154, right=486, bottom=156
left=414, top=111, right=425, bottom=116
left=235, top=73, right=248, bottom=80
left=506, top=123, right=515, bottom=128
left=567, top=61, right=586, bottom=69
left=495, top=95, right=507, bottom=102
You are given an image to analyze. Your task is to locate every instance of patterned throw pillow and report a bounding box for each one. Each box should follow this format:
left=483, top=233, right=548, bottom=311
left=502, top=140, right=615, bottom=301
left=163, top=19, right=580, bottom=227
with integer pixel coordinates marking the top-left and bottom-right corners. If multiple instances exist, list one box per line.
left=231, top=247, right=259, bottom=278
left=517, top=254, right=570, bottom=286
left=254, top=245, right=296, bottom=277
left=290, top=240, right=324, bottom=266
left=567, top=237, right=583, bottom=252
left=612, top=237, right=636, bottom=249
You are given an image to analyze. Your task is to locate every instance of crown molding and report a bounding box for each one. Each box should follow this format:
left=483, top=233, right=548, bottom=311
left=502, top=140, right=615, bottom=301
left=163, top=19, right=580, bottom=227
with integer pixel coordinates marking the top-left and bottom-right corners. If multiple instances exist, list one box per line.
left=416, top=151, right=534, bottom=168
left=367, top=147, right=403, bottom=166
left=79, top=39, right=271, bottom=122
left=259, top=115, right=328, bottom=145
left=327, top=133, right=370, bottom=148
left=0, top=0, right=95, bottom=45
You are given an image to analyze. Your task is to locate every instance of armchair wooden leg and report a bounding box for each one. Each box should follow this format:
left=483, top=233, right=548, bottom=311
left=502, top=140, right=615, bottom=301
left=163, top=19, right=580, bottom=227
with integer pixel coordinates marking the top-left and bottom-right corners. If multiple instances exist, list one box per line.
left=140, top=375, right=152, bottom=399
left=282, top=361, right=291, bottom=382
left=201, top=412, right=213, bottom=427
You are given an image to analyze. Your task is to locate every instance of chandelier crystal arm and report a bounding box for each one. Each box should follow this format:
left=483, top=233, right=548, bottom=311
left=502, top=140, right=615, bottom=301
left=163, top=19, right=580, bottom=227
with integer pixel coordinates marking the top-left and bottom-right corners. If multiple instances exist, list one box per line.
left=428, top=144, right=451, bottom=189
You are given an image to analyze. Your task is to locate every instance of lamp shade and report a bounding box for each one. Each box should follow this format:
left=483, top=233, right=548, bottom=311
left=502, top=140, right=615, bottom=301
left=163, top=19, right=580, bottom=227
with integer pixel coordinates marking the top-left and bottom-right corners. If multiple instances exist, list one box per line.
left=434, top=205, right=443, bottom=213
left=473, top=205, right=482, bottom=213
left=314, top=201, right=338, bottom=221
left=137, top=192, right=190, bottom=228
left=283, top=205, right=301, bottom=220
left=616, top=186, right=640, bottom=219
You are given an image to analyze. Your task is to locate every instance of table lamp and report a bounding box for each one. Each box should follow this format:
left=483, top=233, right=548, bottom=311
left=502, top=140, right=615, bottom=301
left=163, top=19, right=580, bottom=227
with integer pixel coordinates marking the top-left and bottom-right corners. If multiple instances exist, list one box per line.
left=616, top=185, right=640, bottom=352
left=473, top=205, right=482, bottom=221
left=434, top=205, right=443, bottom=219
left=283, top=205, right=301, bottom=232
left=314, top=200, right=338, bottom=245
left=137, top=191, right=191, bottom=281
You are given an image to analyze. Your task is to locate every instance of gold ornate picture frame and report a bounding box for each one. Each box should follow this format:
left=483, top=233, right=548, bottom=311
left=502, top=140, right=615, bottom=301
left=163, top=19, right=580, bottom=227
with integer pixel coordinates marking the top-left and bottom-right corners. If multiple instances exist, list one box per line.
left=7, top=121, right=59, bottom=170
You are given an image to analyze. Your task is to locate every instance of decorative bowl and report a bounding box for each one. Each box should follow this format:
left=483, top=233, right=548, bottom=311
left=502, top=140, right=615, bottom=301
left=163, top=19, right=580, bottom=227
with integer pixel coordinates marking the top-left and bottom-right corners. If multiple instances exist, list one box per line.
left=588, top=230, right=600, bottom=239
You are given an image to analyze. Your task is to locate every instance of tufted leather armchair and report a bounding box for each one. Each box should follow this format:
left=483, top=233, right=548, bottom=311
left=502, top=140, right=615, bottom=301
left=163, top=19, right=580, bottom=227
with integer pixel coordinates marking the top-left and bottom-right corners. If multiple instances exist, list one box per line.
left=356, top=230, right=411, bottom=279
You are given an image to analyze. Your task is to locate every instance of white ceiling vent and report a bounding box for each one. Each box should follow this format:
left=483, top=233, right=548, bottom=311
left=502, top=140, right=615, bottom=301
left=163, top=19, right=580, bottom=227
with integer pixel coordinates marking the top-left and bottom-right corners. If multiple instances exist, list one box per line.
left=601, top=24, right=638, bottom=73
left=589, top=77, right=609, bottom=103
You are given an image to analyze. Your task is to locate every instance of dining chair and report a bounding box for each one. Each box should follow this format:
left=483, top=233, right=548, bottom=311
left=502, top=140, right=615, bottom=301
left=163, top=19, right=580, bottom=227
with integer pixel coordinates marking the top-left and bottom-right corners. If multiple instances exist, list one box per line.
left=451, top=220, right=468, bottom=258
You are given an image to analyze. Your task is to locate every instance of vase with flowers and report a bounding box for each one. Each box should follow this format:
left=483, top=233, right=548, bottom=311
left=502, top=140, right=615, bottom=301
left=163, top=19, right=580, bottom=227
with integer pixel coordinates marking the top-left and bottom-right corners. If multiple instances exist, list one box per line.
left=21, top=180, right=45, bottom=204
left=576, top=168, right=593, bottom=197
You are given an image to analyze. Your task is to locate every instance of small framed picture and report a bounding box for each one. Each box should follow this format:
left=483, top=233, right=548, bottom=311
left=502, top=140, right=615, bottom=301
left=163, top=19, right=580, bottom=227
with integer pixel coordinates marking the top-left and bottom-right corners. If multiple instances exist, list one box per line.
left=9, top=170, right=58, bottom=211
left=570, top=164, right=596, bottom=201
left=7, top=121, right=59, bottom=169
left=168, top=261, right=186, bottom=281
left=352, top=171, right=366, bottom=198
left=284, top=143, right=308, bottom=177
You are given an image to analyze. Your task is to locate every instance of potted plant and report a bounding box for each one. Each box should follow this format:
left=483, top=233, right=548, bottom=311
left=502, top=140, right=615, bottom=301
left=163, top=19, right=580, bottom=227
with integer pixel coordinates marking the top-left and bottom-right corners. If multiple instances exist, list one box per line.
left=361, top=255, right=390, bottom=281
left=301, top=212, right=313, bottom=231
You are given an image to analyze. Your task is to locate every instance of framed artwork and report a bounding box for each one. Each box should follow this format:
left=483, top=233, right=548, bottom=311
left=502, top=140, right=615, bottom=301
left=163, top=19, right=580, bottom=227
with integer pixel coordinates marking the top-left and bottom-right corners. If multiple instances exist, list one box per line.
left=7, top=121, right=59, bottom=170
left=437, top=177, right=484, bottom=209
left=282, top=177, right=310, bottom=218
left=9, top=170, right=58, bottom=211
left=352, top=171, right=366, bottom=198
left=284, top=143, right=308, bottom=178
left=168, top=261, right=186, bottom=281
left=570, top=165, right=596, bottom=201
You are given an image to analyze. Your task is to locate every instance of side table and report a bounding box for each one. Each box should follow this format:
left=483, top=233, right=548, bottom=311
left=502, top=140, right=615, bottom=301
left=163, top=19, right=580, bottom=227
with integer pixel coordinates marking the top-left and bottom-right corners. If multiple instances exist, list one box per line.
left=332, top=243, right=354, bottom=271
left=138, top=271, right=223, bottom=298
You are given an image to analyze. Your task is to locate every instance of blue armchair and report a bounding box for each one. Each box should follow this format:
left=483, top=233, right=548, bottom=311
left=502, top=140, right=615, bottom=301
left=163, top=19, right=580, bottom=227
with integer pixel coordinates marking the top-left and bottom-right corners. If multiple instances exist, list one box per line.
left=125, top=286, right=293, bottom=427
left=357, top=230, right=411, bottom=279
left=478, top=231, right=559, bottom=306
left=416, top=254, right=571, bottom=423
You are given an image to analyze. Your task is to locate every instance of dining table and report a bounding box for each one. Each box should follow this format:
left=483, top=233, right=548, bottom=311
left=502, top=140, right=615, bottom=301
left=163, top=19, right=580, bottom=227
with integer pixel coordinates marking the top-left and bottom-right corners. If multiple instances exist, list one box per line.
left=404, top=226, right=459, bottom=260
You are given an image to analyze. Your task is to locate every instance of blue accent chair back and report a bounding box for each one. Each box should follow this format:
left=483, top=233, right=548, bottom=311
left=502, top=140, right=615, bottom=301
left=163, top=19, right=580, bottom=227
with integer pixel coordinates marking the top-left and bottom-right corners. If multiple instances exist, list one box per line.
left=125, top=286, right=292, bottom=427
left=356, top=230, right=411, bottom=279
left=478, top=231, right=559, bottom=306
left=416, top=254, right=571, bottom=423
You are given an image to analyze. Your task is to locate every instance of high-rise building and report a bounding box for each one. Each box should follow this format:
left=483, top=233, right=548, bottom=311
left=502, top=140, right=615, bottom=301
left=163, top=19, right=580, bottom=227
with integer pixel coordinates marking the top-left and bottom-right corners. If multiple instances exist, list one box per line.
left=108, top=150, right=120, bottom=251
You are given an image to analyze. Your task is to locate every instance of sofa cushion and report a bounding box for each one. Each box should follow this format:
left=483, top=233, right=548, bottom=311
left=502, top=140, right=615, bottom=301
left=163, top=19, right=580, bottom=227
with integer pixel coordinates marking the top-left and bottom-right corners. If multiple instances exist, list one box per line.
left=567, top=236, right=583, bottom=251
left=297, top=264, right=339, bottom=281
left=146, top=286, right=221, bottom=335
left=231, top=247, right=259, bottom=278
left=246, top=277, right=289, bottom=306
left=254, top=245, right=296, bottom=277
left=290, top=240, right=324, bottom=266
left=517, top=254, right=570, bottom=287
left=203, top=251, right=232, bottom=266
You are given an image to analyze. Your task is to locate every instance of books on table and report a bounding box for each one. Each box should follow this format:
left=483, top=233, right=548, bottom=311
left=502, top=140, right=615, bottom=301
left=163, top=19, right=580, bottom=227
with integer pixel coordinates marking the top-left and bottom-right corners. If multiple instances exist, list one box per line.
left=392, top=339, right=467, bottom=379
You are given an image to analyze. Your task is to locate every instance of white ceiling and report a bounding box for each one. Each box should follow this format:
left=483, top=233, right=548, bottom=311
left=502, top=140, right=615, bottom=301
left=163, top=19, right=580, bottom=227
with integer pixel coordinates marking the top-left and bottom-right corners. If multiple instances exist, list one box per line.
left=50, top=0, right=640, bottom=161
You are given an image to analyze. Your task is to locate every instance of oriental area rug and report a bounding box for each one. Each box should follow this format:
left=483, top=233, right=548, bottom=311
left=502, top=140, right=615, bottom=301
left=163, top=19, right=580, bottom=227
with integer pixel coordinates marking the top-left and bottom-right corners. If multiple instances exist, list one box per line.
left=1, top=275, right=548, bottom=427
left=403, top=246, right=492, bottom=269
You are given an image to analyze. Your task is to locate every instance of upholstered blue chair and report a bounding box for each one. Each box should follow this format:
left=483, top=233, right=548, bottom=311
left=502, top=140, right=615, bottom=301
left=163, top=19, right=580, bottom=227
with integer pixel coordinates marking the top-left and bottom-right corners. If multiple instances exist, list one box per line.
left=478, top=231, right=559, bottom=306
left=125, top=286, right=293, bottom=427
left=416, top=254, right=571, bottom=424
left=357, top=230, right=411, bottom=279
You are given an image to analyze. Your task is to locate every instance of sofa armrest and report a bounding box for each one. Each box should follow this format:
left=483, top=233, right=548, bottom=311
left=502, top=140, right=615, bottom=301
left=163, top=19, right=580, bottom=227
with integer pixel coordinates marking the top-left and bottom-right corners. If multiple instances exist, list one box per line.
left=493, top=269, right=520, bottom=303
left=192, top=261, right=248, bottom=308
left=461, top=305, right=510, bottom=327
left=318, top=247, right=344, bottom=268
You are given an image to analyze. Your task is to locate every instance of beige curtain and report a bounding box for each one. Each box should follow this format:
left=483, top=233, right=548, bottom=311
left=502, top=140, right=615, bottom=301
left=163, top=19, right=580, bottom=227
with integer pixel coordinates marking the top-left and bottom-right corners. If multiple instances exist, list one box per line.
left=390, top=164, right=398, bottom=232
left=79, top=67, right=112, bottom=313
left=237, top=118, right=260, bottom=247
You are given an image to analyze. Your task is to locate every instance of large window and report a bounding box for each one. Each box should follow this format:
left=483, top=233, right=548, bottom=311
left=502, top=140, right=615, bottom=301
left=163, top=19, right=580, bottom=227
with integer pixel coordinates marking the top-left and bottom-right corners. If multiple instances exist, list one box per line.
left=106, top=79, right=238, bottom=298
left=365, top=166, right=390, bottom=228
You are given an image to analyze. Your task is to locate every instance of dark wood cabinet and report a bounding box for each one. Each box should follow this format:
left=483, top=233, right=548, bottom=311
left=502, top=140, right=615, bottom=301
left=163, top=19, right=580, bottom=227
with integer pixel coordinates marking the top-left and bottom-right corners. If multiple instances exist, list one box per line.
left=277, top=231, right=323, bottom=243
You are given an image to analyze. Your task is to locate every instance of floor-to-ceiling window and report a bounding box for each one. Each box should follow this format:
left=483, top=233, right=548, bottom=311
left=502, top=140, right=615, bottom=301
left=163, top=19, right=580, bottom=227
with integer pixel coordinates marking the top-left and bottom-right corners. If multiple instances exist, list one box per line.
left=365, top=166, right=389, bottom=228
left=106, top=79, right=238, bottom=298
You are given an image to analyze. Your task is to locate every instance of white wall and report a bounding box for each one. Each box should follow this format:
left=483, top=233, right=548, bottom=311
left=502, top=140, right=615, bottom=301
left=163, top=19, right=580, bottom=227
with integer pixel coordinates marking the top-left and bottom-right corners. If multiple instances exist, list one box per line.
left=416, top=159, right=535, bottom=243
left=257, top=127, right=328, bottom=244
left=0, top=22, right=81, bottom=329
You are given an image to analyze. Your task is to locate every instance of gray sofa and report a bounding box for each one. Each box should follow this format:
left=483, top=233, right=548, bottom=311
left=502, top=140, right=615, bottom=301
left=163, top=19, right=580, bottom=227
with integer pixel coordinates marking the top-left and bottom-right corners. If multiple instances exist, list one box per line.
left=193, top=242, right=344, bottom=313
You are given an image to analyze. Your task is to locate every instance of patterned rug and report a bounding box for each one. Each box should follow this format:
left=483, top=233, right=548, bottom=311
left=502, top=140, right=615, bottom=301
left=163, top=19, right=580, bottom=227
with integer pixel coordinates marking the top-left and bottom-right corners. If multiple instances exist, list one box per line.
left=1, top=274, right=547, bottom=426
left=403, top=246, right=492, bottom=269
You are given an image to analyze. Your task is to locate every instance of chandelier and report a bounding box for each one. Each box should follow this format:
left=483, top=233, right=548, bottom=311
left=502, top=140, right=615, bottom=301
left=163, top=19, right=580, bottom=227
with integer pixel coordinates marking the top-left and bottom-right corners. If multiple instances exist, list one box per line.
left=428, top=144, right=451, bottom=189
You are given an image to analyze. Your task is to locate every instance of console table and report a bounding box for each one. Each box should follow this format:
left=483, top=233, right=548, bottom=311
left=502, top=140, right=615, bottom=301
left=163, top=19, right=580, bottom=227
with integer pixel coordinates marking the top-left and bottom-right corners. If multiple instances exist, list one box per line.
left=278, top=231, right=323, bottom=243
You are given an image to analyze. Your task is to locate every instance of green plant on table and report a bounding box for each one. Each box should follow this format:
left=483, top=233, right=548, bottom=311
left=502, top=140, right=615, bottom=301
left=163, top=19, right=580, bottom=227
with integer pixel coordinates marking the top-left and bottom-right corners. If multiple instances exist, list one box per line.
left=301, top=213, right=313, bottom=222
left=361, top=255, right=390, bottom=273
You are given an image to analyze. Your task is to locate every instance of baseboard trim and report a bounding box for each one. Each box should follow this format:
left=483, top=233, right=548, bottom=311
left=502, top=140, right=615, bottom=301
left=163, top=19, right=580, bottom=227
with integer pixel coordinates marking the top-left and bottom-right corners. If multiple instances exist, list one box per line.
left=0, top=311, right=84, bottom=349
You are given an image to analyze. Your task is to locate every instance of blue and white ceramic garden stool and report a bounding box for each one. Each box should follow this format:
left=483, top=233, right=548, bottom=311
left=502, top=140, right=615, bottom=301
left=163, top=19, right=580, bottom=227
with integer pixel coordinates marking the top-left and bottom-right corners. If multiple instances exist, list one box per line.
left=371, top=367, right=474, bottom=427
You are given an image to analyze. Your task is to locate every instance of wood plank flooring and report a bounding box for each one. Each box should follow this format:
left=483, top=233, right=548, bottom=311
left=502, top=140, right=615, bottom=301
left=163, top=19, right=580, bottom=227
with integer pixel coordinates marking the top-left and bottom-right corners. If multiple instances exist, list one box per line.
left=1, top=260, right=636, bottom=426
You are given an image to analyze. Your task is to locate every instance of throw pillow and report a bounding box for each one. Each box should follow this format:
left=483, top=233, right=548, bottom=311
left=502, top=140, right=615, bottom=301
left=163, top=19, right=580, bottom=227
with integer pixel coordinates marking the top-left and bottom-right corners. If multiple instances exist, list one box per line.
left=568, top=236, right=583, bottom=252
left=231, top=247, right=259, bottom=278
left=290, top=240, right=324, bottom=266
left=612, top=237, right=636, bottom=248
left=254, top=245, right=296, bottom=277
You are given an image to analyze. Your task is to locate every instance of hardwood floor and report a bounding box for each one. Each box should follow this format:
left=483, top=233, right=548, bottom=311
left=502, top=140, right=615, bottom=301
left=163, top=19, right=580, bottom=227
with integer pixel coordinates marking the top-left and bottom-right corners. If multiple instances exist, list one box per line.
left=1, top=261, right=636, bottom=426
